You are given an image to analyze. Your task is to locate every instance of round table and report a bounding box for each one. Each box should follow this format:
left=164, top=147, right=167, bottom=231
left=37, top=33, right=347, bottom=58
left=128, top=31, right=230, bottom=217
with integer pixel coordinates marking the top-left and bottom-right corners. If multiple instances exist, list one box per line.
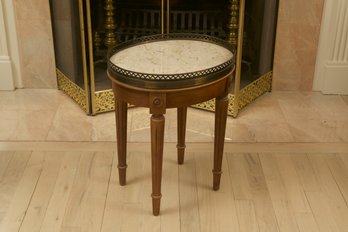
left=107, top=34, right=235, bottom=215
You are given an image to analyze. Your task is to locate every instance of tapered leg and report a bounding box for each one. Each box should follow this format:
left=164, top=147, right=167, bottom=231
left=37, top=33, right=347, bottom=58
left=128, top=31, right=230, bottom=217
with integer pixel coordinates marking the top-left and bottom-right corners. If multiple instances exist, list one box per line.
left=177, top=107, right=187, bottom=164
left=115, top=99, right=128, bottom=186
left=150, top=114, right=165, bottom=216
left=213, top=96, right=228, bottom=191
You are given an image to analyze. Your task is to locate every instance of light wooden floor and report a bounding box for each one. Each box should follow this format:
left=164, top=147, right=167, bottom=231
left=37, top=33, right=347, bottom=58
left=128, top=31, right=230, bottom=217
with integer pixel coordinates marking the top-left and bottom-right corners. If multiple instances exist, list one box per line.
left=1, top=142, right=348, bottom=232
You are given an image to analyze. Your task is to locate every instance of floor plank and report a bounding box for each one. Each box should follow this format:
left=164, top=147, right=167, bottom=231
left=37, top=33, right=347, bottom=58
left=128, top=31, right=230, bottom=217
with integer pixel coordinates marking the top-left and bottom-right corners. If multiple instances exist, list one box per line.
left=326, top=153, right=348, bottom=207
left=259, top=153, right=300, bottom=232
left=308, top=153, right=348, bottom=232
left=60, top=151, right=113, bottom=232
left=39, top=151, right=81, bottom=232
left=100, top=151, right=125, bottom=232
left=178, top=152, right=201, bottom=232
left=0, top=151, right=13, bottom=179
left=241, top=153, right=279, bottom=232
left=19, top=152, right=64, bottom=232
left=1, top=144, right=348, bottom=232
left=160, top=147, right=181, bottom=232
left=235, top=200, right=259, bottom=232
left=0, top=152, right=45, bottom=232
left=227, top=153, right=253, bottom=200
left=194, top=152, right=239, bottom=232
left=0, top=151, right=31, bottom=223
left=291, top=153, right=321, bottom=192
left=275, top=153, right=311, bottom=213
left=305, top=191, right=340, bottom=232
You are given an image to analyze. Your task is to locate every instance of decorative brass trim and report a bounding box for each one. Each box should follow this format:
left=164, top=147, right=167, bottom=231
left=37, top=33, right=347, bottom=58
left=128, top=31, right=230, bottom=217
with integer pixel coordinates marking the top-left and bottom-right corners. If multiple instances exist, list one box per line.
left=55, top=0, right=273, bottom=118
left=227, top=0, right=239, bottom=46
left=95, top=89, right=115, bottom=113
left=86, top=0, right=97, bottom=115
left=56, top=69, right=87, bottom=111
left=78, top=0, right=91, bottom=113
left=161, top=0, right=170, bottom=34
left=91, top=71, right=272, bottom=115
left=94, top=89, right=138, bottom=114
left=167, top=0, right=170, bottom=34
left=161, top=0, right=164, bottom=34
left=238, top=71, right=273, bottom=110
left=193, top=71, right=273, bottom=117
left=232, top=0, right=246, bottom=117
left=104, top=0, right=117, bottom=48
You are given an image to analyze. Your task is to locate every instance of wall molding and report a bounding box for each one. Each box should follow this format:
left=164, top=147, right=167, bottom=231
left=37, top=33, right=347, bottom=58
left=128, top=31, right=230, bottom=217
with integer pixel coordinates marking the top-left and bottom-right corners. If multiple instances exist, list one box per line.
left=0, top=0, right=23, bottom=90
left=313, top=0, right=348, bottom=94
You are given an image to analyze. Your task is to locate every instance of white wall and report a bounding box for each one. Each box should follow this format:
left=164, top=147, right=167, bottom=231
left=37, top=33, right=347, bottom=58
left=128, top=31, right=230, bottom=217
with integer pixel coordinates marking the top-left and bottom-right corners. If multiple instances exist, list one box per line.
left=0, top=0, right=23, bottom=90
left=313, top=0, right=348, bottom=94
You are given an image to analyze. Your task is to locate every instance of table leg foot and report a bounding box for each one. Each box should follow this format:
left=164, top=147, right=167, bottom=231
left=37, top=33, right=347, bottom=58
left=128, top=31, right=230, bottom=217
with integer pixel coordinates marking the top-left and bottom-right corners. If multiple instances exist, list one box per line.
left=151, top=194, right=162, bottom=216
left=118, top=165, right=127, bottom=186
left=213, top=170, right=223, bottom=190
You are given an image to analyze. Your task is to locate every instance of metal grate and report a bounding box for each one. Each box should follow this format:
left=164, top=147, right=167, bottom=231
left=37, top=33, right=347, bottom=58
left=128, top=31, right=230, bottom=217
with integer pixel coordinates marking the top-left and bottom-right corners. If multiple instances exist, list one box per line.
left=116, top=9, right=226, bottom=42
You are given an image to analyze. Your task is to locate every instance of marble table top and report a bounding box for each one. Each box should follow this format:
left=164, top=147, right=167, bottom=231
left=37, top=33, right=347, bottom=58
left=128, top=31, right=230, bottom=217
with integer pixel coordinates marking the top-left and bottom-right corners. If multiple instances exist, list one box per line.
left=110, top=39, right=234, bottom=75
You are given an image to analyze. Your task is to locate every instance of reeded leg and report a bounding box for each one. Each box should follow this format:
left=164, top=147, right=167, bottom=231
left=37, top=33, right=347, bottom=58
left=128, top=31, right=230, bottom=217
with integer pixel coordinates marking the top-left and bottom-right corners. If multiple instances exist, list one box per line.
left=177, top=107, right=187, bottom=164
left=115, top=99, right=128, bottom=186
left=150, top=114, right=165, bottom=216
left=213, top=95, right=228, bottom=191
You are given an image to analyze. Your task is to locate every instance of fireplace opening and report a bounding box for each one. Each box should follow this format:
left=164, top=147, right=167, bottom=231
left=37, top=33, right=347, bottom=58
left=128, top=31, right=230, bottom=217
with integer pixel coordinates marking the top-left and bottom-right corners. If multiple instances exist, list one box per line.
left=91, top=0, right=231, bottom=91
left=50, top=0, right=278, bottom=115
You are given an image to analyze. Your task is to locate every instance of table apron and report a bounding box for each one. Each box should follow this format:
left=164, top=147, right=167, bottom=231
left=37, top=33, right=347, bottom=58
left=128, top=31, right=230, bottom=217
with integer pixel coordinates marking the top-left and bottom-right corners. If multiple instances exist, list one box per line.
left=111, top=75, right=231, bottom=110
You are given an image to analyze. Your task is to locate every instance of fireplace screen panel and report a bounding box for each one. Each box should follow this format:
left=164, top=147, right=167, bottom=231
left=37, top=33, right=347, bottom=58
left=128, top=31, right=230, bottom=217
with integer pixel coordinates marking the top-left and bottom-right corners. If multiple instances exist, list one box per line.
left=50, top=0, right=278, bottom=116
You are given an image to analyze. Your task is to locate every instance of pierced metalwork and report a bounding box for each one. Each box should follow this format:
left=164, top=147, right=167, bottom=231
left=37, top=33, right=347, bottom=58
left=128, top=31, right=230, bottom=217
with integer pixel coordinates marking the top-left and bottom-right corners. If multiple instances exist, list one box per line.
left=193, top=71, right=273, bottom=117
left=95, top=90, right=115, bottom=113
left=238, top=71, right=273, bottom=110
left=56, top=69, right=87, bottom=111
left=107, top=33, right=236, bottom=89
left=109, top=60, right=233, bottom=81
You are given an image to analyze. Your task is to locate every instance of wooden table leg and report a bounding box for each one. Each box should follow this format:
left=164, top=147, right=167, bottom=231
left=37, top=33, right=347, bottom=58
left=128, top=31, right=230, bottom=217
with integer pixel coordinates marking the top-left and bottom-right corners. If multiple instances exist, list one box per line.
left=116, top=99, right=128, bottom=186
left=213, top=95, right=228, bottom=191
left=177, top=107, right=187, bottom=164
left=151, top=114, right=165, bottom=216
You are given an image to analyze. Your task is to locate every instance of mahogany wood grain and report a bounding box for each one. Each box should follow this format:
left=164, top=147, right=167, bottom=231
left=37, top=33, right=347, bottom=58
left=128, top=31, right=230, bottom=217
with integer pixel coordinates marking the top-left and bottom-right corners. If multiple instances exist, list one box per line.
left=213, top=95, right=229, bottom=190
left=177, top=107, right=187, bottom=165
left=114, top=85, right=128, bottom=186
left=110, top=70, right=233, bottom=215
left=150, top=114, right=165, bottom=216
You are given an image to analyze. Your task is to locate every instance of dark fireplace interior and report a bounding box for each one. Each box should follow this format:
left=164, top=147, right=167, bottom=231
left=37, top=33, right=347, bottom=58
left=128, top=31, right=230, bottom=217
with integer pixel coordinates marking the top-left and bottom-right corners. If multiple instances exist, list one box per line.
left=92, top=0, right=229, bottom=43
left=50, top=0, right=278, bottom=93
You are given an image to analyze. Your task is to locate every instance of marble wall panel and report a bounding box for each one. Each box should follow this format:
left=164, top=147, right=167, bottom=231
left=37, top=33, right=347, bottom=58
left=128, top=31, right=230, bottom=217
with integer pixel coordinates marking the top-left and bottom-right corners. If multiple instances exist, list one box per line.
left=13, top=0, right=57, bottom=88
left=272, top=0, right=324, bottom=91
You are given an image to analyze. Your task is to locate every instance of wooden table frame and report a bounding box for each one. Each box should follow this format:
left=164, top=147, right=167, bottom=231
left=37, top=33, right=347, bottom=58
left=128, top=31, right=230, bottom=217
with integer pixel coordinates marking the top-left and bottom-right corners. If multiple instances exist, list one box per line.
left=109, top=70, right=233, bottom=216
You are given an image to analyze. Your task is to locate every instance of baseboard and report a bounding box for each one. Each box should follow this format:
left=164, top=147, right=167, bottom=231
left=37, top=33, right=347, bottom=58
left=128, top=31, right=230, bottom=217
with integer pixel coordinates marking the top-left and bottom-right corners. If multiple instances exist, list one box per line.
left=0, top=56, right=15, bottom=90
left=322, top=64, right=348, bottom=94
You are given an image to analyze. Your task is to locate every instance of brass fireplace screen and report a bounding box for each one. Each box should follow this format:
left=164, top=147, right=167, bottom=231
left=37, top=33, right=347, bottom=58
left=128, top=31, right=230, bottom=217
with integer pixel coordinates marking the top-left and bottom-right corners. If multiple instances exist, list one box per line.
left=50, top=0, right=278, bottom=116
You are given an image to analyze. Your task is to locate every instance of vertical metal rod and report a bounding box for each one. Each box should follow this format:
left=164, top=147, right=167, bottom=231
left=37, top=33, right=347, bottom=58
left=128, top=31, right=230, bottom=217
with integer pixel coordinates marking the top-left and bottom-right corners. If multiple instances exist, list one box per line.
left=167, top=0, right=170, bottom=33
left=86, top=0, right=97, bottom=114
left=77, top=0, right=91, bottom=114
left=161, top=0, right=164, bottom=34
left=233, top=0, right=245, bottom=116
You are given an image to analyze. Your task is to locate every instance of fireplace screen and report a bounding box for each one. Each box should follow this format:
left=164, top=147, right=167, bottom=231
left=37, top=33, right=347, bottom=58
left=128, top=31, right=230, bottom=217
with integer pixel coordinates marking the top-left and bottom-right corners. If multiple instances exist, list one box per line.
left=50, top=0, right=278, bottom=116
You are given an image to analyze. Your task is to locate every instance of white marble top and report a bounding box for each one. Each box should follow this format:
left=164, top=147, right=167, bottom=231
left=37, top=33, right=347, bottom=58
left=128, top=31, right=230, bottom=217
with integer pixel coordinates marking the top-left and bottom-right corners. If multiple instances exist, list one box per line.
left=110, top=39, right=233, bottom=75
